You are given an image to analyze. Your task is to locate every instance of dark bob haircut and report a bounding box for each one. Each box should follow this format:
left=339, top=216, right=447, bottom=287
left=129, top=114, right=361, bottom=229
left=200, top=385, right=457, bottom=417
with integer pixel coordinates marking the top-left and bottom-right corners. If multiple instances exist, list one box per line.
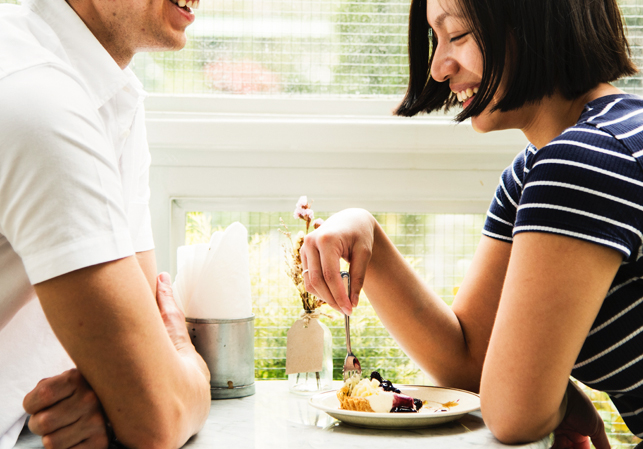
left=395, top=0, right=639, bottom=121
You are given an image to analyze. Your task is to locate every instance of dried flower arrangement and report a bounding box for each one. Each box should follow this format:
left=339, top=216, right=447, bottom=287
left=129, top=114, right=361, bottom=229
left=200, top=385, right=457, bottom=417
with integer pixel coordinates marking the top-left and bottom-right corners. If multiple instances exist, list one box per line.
left=280, top=196, right=325, bottom=312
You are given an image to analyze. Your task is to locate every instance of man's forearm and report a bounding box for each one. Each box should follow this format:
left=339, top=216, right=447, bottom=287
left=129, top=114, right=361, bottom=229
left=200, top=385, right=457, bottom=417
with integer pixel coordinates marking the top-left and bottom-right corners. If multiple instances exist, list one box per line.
left=34, top=257, right=210, bottom=449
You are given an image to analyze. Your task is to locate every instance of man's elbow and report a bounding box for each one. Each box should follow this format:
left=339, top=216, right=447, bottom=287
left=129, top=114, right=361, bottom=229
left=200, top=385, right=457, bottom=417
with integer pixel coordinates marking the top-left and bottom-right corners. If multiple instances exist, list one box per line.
left=114, top=399, right=205, bottom=449
left=115, top=417, right=181, bottom=449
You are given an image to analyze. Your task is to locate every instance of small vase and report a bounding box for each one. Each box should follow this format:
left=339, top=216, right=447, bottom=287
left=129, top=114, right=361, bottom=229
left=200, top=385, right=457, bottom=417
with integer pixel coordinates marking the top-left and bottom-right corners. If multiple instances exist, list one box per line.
left=286, top=314, right=333, bottom=395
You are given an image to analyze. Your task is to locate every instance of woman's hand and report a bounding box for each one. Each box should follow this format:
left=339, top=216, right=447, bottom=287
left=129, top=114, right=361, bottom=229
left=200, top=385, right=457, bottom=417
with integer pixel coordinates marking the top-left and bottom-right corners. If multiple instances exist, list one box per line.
left=552, top=381, right=610, bottom=449
left=300, top=208, right=377, bottom=315
left=23, top=369, right=109, bottom=449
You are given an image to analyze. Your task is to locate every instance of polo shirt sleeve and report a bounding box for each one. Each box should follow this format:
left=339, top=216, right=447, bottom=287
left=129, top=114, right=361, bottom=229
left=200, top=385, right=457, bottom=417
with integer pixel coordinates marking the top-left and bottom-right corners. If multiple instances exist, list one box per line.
left=0, top=65, right=134, bottom=284
left=127, top=104, right=155, bottom=253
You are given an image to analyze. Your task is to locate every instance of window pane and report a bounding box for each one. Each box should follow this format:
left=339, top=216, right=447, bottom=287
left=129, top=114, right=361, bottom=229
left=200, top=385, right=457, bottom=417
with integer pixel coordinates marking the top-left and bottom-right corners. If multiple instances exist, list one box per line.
left=133, top=0, right=409, bottom=96
left=184, top=210, right=484, bottom=384
left=4, top=0, right=641, bottom=96
left=129, top=0, right=643, bottom=96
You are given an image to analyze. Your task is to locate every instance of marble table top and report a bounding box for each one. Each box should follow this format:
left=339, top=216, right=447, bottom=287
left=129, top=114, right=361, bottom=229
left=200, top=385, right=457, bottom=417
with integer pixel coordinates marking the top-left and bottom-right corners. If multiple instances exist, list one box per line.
left=15, top=381, right=552, bottom=449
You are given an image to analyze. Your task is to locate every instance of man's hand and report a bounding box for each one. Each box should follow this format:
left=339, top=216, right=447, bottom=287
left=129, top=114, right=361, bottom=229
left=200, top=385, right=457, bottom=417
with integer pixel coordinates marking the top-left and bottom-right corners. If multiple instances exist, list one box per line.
left=156, top=272, right=192, bottom=353
left=552, top=381, right=610, bottom=449
left=156, top=271, right=208, bottom=383
left=23, top=369, right=109, bottom=449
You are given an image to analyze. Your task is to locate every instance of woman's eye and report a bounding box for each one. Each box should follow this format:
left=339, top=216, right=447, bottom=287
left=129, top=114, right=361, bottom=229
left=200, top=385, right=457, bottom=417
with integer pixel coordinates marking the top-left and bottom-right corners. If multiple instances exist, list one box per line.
left=450, top=32, right=469, bottom=43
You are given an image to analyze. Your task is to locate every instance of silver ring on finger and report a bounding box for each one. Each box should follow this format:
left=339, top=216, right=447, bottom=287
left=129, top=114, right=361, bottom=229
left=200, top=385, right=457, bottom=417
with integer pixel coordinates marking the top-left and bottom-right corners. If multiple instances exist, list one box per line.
left=302, top=269, right=309, bottom=275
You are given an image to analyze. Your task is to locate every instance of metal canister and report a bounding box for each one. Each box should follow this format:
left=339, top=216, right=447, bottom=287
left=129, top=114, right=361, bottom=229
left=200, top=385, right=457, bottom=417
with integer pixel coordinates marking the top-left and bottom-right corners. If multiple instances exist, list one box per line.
left=186, top=315, right=255, bottom=399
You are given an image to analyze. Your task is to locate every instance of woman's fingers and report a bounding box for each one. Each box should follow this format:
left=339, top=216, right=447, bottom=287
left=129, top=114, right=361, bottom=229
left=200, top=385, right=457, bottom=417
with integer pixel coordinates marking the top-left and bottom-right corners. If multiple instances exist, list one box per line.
left=318, top=241, right=351, bottom=315
left=302, top=241, right=345, bottom=313
left=347, top=243, right=372, bottom=307
left=299, top=249, right=319, bottom=299
left=552, top=381, right=611, bottom=449
left=590, top=433, right=610, bottom=449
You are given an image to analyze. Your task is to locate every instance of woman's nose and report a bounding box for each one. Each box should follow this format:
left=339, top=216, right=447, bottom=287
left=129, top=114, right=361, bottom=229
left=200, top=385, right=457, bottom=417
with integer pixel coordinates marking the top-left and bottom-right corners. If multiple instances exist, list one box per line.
left=430, top=44, right=458, bottom=83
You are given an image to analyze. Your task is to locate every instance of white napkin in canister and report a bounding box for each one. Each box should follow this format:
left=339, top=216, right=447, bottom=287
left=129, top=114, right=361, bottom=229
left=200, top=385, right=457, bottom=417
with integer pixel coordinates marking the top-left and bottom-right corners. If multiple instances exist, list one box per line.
left=0, top=297, right=74, bottom=449
left=174, top=222, right=253, bottom=320
left=173, top=242, right=209, bottom=314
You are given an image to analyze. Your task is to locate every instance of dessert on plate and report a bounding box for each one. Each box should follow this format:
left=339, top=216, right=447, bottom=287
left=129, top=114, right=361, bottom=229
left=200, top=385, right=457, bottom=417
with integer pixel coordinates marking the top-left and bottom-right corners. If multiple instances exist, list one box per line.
left=337, top=371, right=424, bottom=413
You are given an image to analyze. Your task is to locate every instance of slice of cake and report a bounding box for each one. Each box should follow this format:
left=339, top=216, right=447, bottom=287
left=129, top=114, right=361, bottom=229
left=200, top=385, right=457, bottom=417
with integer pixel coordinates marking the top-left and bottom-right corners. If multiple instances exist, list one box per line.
left=337, top=371, right=423, bottom=413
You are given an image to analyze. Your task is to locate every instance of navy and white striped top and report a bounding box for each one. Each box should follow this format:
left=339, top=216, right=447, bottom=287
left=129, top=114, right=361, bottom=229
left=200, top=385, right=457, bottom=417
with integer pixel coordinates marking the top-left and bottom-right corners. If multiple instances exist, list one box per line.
left=483, top=94, right=643, bottom=436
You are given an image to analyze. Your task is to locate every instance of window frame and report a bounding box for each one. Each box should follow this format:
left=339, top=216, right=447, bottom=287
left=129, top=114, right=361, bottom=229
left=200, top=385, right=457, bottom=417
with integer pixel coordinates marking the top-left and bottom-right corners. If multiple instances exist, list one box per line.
left=146, top=94, right=528, bottom=275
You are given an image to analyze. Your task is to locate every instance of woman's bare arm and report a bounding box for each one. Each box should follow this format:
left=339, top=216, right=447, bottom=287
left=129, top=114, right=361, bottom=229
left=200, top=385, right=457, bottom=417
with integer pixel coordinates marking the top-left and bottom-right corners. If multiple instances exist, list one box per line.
left=302, top=208, right=511, bottom=391
left=481, top=232, right=621, bottom=443
left=364, top=224, right=511, bottom=391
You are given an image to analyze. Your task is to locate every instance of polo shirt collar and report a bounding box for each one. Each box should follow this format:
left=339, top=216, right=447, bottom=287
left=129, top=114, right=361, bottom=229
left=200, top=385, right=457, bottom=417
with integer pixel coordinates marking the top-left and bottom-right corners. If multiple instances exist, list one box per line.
left=25, top=0, right=131, bottom=109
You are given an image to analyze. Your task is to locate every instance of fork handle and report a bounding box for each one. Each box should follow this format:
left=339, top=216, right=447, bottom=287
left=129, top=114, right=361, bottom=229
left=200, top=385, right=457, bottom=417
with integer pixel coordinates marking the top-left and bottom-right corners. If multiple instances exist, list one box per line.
left=341, top=271, right=352, bottom=352
left=344, top=314, right=352, bottom=352
left=340, top=271, right=350, bottom=306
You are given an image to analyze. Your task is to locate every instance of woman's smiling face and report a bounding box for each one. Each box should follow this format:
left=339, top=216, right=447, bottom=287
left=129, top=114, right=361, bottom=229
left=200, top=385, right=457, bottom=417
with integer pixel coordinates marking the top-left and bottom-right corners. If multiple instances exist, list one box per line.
left=427, top=0, right=525, bottom=133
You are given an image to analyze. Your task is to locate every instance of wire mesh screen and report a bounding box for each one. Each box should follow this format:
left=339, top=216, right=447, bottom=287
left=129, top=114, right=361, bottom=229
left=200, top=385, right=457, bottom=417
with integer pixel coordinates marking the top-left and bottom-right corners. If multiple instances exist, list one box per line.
left=128, top=0, right=643, bottom=96
left=132, top=0, right=409, bottom=95
left=619, top=2, right=643, bottom=94
left=3, top=0, right=641, bottom=96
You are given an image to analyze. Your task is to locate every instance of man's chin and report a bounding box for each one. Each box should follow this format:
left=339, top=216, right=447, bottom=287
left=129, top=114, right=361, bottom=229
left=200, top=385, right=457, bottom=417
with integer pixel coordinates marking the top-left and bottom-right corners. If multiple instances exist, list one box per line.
left=138, top=35, right=188, bottom=53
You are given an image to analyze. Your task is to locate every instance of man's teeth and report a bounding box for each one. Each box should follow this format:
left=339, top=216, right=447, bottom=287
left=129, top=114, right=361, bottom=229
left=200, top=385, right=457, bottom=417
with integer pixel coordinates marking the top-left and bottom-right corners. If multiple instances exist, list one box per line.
left=455, top=87, right=479, bottom=103
left=169, top=0, right=199, bottom=9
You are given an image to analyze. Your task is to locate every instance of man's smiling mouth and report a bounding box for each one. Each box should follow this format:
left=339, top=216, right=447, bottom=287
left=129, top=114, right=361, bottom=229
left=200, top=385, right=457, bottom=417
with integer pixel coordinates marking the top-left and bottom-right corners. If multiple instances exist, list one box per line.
left=168, top=0, right=199, bottom=11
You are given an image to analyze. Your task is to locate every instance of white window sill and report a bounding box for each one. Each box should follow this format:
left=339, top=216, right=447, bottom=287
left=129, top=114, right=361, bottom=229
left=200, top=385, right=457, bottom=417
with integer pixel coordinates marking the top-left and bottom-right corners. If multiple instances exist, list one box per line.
left=145, top=94, right=528, bottom=273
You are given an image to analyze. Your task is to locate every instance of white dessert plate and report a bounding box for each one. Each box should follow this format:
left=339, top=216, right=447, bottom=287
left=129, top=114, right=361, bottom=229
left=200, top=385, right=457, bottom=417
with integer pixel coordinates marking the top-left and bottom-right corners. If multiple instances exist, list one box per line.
left=309, top=385, right=480, bottom=429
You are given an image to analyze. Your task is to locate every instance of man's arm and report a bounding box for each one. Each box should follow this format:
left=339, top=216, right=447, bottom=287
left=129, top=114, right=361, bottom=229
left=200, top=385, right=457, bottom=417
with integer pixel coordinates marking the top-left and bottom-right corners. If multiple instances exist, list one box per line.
left=136, top=249, right=158, bottom=295
left=33, top=256, right=211, bottom=449
left=23, top=250, right=170, bottom=449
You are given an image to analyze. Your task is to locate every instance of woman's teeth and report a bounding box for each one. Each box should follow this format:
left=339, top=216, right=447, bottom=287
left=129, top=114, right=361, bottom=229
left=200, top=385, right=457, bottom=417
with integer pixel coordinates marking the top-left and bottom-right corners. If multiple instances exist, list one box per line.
left=456, top=87, right=479, bottom=103
left=169, top=0, right=199, bottom=9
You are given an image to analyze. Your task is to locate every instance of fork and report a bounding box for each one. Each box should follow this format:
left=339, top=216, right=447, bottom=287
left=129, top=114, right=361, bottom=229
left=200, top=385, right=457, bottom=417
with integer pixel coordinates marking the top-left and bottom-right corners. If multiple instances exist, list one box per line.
left=341, top=271, right=362, bottom=381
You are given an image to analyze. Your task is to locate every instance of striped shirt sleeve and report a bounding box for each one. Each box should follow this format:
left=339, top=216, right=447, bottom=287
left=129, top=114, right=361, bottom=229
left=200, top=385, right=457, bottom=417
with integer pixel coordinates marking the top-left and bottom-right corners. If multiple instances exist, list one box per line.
left=482, top=147, right=529, bottom=243
left=514, top=130, right=643, bottom=260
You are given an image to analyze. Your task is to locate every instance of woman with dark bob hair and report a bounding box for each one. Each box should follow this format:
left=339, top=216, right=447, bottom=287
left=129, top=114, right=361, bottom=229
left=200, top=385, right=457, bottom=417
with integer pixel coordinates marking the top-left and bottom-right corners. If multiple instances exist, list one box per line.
left=300, top=0, right=643, bottom=446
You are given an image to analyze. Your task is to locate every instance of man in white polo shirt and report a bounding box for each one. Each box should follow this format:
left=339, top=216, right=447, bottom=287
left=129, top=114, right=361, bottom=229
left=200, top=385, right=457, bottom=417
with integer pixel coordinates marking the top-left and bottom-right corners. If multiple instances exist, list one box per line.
left=0, top=0, right=211, bottom=448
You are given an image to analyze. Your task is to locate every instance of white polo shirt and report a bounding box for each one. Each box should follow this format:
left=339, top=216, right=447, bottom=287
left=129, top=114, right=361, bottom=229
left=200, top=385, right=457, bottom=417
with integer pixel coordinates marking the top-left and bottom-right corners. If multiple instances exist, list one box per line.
left=0, top=0, right=155, bottom=444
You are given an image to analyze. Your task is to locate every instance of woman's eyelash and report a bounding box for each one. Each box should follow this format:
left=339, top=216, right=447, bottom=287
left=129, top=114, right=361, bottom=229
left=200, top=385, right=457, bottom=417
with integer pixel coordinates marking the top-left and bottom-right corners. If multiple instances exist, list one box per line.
left=450, top=32, right=469, bottom=43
